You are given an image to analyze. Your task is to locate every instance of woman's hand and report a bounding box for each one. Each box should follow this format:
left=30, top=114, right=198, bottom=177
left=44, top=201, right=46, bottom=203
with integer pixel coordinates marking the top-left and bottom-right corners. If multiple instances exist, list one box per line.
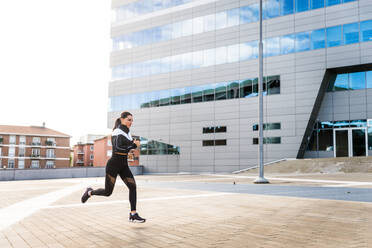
left=134, top=140, right=140, bottom=147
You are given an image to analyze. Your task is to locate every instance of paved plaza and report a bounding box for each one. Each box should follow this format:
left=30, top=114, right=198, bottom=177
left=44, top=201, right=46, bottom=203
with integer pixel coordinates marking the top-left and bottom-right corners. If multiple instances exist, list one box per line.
left=1, top=173, right=372, bottom=248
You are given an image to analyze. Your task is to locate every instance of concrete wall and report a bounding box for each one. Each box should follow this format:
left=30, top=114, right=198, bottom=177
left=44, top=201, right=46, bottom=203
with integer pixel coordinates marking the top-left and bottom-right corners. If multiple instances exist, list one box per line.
left=0, top=166, right=143, bottom=181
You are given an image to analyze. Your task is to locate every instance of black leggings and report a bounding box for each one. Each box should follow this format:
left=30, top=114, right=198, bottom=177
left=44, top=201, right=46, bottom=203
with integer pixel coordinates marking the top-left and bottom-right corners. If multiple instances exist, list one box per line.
left=91, top=155, right=137, bottom=211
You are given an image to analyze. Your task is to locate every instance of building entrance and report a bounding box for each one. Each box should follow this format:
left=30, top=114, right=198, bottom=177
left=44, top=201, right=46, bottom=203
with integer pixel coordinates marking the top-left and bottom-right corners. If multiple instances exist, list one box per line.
left=334, top=128, right=368, bottom=157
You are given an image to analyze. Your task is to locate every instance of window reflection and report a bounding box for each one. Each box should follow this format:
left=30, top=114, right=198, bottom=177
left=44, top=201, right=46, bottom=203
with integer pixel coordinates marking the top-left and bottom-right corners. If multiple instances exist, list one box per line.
left=361, top=20, right=372, bottom=42
left=112, top=20, right=372, bottom=82
left=333, top=74, right=349, bottom=91
left=280, top=34, right=295, bottom=54
left=349, top=72, right=365, bottom=90
left=295, top=32, right=310, bottom=52
left=264, top=0, right=280, bottom=19
left=311, top=28, right=326, bottom=49
left=240, top=4, right=259, bottom=24
left=280, top=0, right=294, bottom=15
left=311, top=0, right=324, bottom=9
left=327, top=26, right=343, bottom=47
left=113, top=1, right=354, bottom=51
left=109, top=75, right=280, bottom=111
left=343, top=23, right=359, bottom=44
left=296, top=0, right=309, bottom=12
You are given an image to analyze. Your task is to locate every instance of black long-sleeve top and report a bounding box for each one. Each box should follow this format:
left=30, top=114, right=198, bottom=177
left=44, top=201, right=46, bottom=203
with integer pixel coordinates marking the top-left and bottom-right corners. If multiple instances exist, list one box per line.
left=111, top=124, right=137, bottom=154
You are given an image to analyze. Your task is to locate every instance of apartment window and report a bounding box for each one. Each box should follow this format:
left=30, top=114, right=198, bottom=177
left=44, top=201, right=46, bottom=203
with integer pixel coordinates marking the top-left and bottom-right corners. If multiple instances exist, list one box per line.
left=46, top=137, right=56, bottom=146
left=46, top=149, right=55, bottom=158
left=19, top=136, right=26, bottom=145
left=46, top=161, right=54, bottom=169
left=9, top=135, right=16, bottom=144
left=18, top=147, right=25, bottom=157
left=8, top=159, right=15, bottom=168
left=90, top=154, right=94, bottom=160
left=90, top=146, right=94, bottom=151
left=253, top=123, right=281, bottom=131
left=31, top=160, right=39, bottom=168
left=0, top=147, right=2, bottom=156
left=9, top=147, right=15, bottom=157
left=32, top=137, right=41, bottom=145
left=31, top=149, right=40, bottom=157
left=203, top=127, right=214, bottom=134
left=18, top=159, right=25, bottom=169
left=0, top=135, right=3, bottom=143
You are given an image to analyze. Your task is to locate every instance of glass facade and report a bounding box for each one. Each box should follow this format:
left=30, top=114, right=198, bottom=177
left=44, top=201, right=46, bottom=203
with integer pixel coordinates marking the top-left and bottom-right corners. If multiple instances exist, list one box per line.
left=307, top=120, right=372, bottom=153
left=112, top=19, right=372, bottom=81
left=113, top=0, right=193, bottom=23
left=328, top=70, right=372, bottom=92
left=109, top=76, right=280, bottom=111
left=139, top=137, right=180, bottom=155
left=113, top=0, right=357, bottom=51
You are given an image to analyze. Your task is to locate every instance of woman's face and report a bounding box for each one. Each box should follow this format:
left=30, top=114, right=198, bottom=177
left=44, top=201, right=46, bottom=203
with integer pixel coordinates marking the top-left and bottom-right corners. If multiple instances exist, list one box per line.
left=120, top=115, right=133, bottom=128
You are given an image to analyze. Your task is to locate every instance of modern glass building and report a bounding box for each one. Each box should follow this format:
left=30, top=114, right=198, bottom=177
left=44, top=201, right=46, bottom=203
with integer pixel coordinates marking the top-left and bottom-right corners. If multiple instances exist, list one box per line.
left=109, top=0, right=372, bottom=173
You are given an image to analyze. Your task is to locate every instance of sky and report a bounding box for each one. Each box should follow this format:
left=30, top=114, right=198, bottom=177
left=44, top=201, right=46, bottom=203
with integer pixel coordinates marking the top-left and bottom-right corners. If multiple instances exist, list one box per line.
left=0, top=0, right=112, bottom=146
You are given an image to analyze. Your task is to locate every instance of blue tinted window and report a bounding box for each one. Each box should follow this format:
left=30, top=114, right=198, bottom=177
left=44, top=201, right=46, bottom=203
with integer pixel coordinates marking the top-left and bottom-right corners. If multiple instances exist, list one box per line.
left=361, top=20, right=372, bottom=42
left=264, top=0, right=280, bottom=19
left=227, top=44, right=240, bottom=63
left=240, top=41, right=258, bottom=61
left=240, top=5, right=259, bottom=24
left=203, top=85, right=215, bottom=102
left=264, top=37, right=280, bottom=57
left=311, top=0, right=324, bottom=9
left=367, top=71, right=372, bottom=89
left=295, top=32, right=310, bottom=52
left=215, top=11, right=227, bottom=29
left=343, top=23, right=359, bottom=44
left=191, top=85, right=205, bottom=103
left=343, top=0, right=356, bottom=2
left=333, top=74, right=348, bottom=91
left=326, top=25, right=342, bottom=47
left=296, top=0, right=309, bottom=12
left=326, top=0, right=340, bottom=6
left=227, top=8, right=239, bottom=27
left=204, top=14, right=215, bottom=32
left=280, top=0, right=294, bottom=15
left=311, top=28, right=326, bottom=49
left=280, top=34, right=295, bottom=54
left=349, top=72, right=366, bottom=90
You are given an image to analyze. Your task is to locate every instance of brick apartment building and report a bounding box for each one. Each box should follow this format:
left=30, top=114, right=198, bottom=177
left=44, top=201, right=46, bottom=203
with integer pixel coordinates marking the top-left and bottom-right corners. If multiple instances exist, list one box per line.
left=0, top=124, right=71, bottom=169
left=93, top=135, right=140, bottom=167
left=73, top=134, right=104, bottom=167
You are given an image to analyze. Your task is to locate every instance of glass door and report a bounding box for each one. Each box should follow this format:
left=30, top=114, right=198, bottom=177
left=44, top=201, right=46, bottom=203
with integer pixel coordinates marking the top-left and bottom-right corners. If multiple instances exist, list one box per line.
left=335, top=130, right=349, bottom=157
left=352, top=129, right=367, bottom=157
left=334, top=128, right=367, bottom=157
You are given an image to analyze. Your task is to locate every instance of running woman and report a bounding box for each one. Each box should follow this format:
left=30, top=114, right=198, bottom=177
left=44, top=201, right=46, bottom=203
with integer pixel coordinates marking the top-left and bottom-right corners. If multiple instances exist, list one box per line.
left=81, top=111, right=146, bottom=223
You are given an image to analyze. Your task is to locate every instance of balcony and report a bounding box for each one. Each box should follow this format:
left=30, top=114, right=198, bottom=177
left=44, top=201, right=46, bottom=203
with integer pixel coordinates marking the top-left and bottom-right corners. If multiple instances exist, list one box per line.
left=45, top=141, right=56, bottom=147
left=77, top=150, right=84, bottom=155
left=31, top=142, right=41, bottom=147
left=76, top=160, right=84, bottom=164
left=46, top=154, right=56, bottom=159
left=18, top=154, right=25, bottom=157
left=30, top=154, right=41, bottom=159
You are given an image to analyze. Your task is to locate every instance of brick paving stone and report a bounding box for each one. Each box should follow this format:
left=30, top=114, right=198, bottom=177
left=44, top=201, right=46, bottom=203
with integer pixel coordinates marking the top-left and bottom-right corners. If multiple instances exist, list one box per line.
left=1, top=175, right=372, bottom=247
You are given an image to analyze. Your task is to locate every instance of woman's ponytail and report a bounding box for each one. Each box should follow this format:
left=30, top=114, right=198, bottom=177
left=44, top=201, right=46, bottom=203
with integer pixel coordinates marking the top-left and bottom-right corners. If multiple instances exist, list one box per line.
left=112, top=118, right=121, bottom=131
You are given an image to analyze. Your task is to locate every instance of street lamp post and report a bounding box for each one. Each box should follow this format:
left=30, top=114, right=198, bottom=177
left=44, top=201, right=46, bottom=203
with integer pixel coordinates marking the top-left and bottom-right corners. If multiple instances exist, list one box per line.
left=254, top=0, right=269, bottom=184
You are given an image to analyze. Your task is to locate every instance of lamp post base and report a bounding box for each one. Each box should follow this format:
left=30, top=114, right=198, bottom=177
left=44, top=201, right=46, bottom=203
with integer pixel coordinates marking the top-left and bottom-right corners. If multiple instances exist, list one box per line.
left=254, top=177, right=270, bottom=184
